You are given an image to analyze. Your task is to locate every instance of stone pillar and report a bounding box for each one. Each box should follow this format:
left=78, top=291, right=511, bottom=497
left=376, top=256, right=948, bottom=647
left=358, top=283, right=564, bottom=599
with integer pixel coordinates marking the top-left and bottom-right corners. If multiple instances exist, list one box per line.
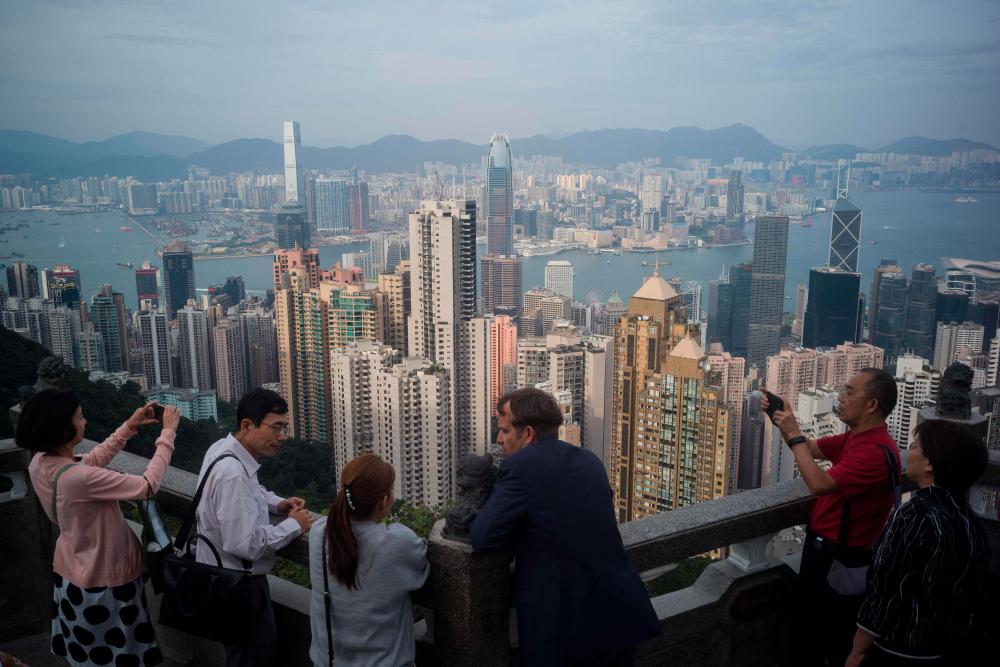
left=427, top=520, right=512, bottom=666
left=727, top=534, right=773, bottom=573
left=0, top=439, right=56, bottom=641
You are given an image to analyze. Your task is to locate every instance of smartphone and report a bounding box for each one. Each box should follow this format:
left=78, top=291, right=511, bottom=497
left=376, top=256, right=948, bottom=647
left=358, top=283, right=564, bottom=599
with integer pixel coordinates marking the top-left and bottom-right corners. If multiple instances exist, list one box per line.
left=763, top=391, right=784, bottom=419
left=151, top=403, right=165, bottom=421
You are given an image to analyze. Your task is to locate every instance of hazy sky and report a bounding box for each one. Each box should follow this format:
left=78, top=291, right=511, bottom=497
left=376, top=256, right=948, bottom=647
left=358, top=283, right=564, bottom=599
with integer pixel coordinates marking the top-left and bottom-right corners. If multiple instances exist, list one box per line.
left=3, top=0, right=999, bottom=149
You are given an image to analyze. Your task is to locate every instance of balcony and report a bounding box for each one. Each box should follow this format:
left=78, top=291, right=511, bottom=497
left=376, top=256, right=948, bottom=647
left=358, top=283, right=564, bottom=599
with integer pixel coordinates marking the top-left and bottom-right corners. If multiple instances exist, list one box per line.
left=1, top=437, right=997, bottom=666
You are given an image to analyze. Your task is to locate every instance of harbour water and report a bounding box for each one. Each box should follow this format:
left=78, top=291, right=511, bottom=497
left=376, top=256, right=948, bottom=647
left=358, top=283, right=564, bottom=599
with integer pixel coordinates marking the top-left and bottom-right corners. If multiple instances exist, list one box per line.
left=2, top=190, right=998, bottom=310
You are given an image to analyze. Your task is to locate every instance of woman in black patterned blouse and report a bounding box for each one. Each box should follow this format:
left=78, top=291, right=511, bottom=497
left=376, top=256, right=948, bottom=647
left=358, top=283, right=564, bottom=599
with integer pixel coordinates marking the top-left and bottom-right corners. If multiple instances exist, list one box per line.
left=846, top=420, right=990, bottom=666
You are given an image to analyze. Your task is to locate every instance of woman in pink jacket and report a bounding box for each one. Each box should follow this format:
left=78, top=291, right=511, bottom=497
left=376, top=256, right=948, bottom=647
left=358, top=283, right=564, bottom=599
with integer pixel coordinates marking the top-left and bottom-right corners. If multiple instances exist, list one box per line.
left=18, top=388, right=180, bottom=667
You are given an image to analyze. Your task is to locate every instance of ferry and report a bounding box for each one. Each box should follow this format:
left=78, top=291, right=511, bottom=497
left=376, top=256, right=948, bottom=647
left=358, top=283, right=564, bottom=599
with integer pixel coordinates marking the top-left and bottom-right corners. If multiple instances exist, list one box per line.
left=120, top=226, right=134, bottom=231
left=868, top=240, right=878, bottom=245
left=116, top=261, right=134, bottom=269
left=954, top=197, right=979, bottom=204
left=801, top=219, right=813, bottom=228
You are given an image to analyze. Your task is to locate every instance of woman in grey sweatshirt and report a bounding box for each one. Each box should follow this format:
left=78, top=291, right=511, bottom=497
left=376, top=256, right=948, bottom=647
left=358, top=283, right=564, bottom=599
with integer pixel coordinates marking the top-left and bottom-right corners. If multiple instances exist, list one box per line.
left=309, top=454, right=430, bottom=667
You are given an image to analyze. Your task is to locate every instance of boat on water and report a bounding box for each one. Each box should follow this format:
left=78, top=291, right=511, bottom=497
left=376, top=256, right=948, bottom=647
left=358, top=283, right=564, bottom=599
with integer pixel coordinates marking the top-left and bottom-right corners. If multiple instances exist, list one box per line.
left=641, top=261, right=648, bottom=266
left=801, top=220, right=813, bottom=228
left=954, top=197, right=979, bottom=203
left=58, top=240, right=66, bottom=248
left=116, top=262, right=134, bottom=269
left=606, top=259, right=612, bottom=264
left=868, top=240, right=878, bottom=245
left=120, top=226, right=133, bottom=231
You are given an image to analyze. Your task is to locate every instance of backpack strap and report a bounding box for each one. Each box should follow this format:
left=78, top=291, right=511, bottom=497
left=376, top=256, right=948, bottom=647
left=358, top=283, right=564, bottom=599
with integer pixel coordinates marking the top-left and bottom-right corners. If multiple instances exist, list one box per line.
left=322, top=526, right=334, bottom=666
left=174, top=452, right=252, bottom=570
left=51, top=462, right=77, bottom=527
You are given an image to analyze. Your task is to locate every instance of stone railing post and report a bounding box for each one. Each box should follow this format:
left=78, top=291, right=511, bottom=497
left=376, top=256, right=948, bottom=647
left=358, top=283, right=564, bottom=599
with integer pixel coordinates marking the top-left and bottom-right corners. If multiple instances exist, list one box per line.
left=427, top=520, right=512, bottom=666
left=0, top=439, right=56, bottom=641
left=727, top=534, right=775, bottom=573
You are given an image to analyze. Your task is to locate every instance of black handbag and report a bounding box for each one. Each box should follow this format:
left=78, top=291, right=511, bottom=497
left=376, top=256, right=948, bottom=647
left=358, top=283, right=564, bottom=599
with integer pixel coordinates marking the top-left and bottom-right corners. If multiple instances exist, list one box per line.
left=158, top=453, right=256, bottom=646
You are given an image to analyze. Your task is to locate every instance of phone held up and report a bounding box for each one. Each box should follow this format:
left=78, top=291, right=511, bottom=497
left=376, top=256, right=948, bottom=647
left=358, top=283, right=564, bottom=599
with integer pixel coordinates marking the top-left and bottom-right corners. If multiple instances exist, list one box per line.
left=762, top=391, right=784, bottom=419
left=151, top=403, right=165, bottom=422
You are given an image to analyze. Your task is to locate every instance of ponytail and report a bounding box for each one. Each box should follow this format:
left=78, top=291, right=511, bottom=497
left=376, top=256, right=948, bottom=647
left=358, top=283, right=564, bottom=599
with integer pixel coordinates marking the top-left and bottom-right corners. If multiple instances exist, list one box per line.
left=325, top=453, right=395, bottom=590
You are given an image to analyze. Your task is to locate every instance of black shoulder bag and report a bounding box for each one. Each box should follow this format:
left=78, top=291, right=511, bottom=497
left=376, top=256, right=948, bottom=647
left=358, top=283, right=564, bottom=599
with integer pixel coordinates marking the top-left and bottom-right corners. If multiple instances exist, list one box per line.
left=824, top=446, right=901, bottom=597
left=158, top=453, right=257, bottom=646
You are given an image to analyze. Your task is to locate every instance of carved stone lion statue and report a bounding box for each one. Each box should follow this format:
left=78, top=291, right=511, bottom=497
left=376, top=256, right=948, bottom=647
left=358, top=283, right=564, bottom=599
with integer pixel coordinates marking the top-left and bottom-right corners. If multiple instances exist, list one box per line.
left=442, top=454, right=497, bottom=541
left=937, top=362, right=973, bottom=420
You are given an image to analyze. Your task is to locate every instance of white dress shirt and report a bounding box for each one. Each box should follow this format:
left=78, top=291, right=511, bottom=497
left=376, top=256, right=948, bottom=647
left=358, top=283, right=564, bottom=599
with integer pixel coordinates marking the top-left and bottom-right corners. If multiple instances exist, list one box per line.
left=194, top=434, right=301, bottom=575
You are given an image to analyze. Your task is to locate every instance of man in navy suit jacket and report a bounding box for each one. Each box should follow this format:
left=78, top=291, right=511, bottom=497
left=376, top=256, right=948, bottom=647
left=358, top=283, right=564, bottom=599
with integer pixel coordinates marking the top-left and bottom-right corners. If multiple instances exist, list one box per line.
left=470, top=388, right=661, bottom=666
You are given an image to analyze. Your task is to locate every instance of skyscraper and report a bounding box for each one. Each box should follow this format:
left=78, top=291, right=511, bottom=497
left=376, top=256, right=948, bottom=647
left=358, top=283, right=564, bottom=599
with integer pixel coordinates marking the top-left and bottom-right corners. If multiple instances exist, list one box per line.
left=828, top=178, right=863, bottom=272
left=213, top=318, right=247, bottom=403
left=6, top=261, right=39, bottom=299
left=480, top=254, right=522, bottom=317
left=283, top=121, right=305, bottom=204
left=747, top=216, right=789, bottom=369
left=489, top=314, right=518, bottom=418
left=274, top=202, right=310, bottom=250
left=873, top=270, right=908, bottom=365
left=407, top=199, right=488, bottom=460
left=134, top=262, right=159, bottom=309
left=239, top=307, right=278, bottom=388
left=315, top=178, right=350, bottom=233
left=869, top=259, right=901, bottom=336
left=544, top=260, right=575, bottom=300
left=706, top=348, right=747, bottom=494
left=162, top=240, right=195, bottom=320
left=91, top=284, right=130, bottom=372
left=177, top=300, right=213, bottom=390
left=349, top=176, right=369, bottom=235
left=905, top=263, right=937, bottom=359
left=933, top=321, right=985, bottom=371
left=136, top=308, right=171, bottom=388
left=802, top=267, right=862, bottom=349
left=375, top=263, right=411, bottom=356
left=725, top=170, right=744, bottom=223
left=485, top=134, right=513, bottom=257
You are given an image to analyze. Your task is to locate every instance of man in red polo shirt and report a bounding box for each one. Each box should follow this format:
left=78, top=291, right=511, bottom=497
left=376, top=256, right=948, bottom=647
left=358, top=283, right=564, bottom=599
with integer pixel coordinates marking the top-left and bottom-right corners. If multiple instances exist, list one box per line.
left=764, top=368, right=900, bottom=667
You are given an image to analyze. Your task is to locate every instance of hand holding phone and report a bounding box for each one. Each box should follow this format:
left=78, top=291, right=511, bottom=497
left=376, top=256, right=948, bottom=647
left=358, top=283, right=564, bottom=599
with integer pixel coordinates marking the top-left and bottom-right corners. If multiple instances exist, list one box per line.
left=152, top=403, right=165, bottom=421
left=763, top=391, right=784, bottom=419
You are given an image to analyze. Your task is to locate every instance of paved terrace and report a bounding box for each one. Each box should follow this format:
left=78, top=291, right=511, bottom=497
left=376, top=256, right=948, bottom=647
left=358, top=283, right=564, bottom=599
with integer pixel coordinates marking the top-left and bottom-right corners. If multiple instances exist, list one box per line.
left=2, top=438, right=998, bottom=666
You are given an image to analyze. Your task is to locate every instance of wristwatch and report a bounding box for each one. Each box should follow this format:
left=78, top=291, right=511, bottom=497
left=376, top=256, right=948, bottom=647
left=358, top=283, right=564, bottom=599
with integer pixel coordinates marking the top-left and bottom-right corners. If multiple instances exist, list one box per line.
left=786, top=435, right=808, bottom=449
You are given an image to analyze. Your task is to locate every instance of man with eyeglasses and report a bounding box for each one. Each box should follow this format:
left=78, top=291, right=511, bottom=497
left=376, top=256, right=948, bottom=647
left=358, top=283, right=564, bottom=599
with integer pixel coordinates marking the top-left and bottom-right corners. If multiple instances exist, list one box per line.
left=763, top=368, right=900, bottom=667
left=195, top=388, right=314, bottom=666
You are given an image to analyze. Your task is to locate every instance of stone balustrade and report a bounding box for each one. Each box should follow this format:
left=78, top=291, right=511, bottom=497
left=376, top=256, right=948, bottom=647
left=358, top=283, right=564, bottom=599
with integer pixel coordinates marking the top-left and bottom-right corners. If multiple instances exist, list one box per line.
left=2, top=438, right=997, bottom=666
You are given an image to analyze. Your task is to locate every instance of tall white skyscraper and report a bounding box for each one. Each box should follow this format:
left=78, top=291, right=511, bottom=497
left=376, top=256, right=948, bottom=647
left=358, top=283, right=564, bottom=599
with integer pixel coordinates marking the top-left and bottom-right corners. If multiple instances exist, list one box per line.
left=407, top=199, right=489, bottom=473
left=933, top=321, right=984, bottom=371
left=544, top=260, right=575, bottom=300
left=136, top=309, right=171, bottom=388
left=283, top=121, right=305, bottom=204
left=888, top=354, right=940, bottom=450
left=177, top=300, right=213, bottom=390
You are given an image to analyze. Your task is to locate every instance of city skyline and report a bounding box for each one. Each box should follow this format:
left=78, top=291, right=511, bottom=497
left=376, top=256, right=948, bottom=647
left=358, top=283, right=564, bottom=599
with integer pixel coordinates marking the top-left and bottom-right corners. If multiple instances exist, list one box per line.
left=2, top=1, right=999, bottom=148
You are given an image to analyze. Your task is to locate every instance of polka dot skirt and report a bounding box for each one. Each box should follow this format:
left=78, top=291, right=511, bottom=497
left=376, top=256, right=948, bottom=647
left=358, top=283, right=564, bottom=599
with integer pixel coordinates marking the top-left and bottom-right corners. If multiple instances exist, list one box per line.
left=50, top=573, right=162, bottom=666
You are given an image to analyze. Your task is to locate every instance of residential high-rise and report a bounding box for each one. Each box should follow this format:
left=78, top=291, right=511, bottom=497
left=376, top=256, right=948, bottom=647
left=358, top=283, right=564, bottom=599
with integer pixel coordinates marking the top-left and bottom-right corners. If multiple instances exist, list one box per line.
left=349, top=178, right=369, bottom=234
left=522, top=287, right=571, bottom=336
left=828, top=181, right=863, bottom=272
left=766, top=348, right=820, bottom=410
left=90, top=284, right=130, bottom=372
left=748, top=216, right=789, bottom=369
left=582, top=335, right=613, bottom=469
left=176, top=300, right=213, bottom=390
left=480, top=254, right=522, bottom=316
left=341, top=251, right=373, bottom=281
left=315, top=178, right=350, bottom=233
left=600, top=291, right=627, bottom=336
left=544, top=260, right=574, bottom=300
left=904, top=263, right=937, bottom=359
left=407, top=199, right=487, bottom=459
left=873, top=269, right=908, bottom=366
left=933, top=321, right=985, bottom=371
left=329, top=341, right=401, bottom=477
left=372, top=358, right=453, bottom=505
left=725, top=170, right=744, bottom=223
left=6, top=261, right=39, bottom=299
left=213, top=318, right=247, bottom=403
left=802, top=267, right=862, bottom=349
left=136, top=309, right=171, bottom=388
left=322, top=281, right=377, bottom=350
left=283, top=121, right=305, bottom=204
left=274, top=202, right=310, bottom=250
left=614, top=333, right=730, bottom=521
left=135, top=262, right=159, bottom=309
left=239, top=307, right=278, bottom=388
left=162, top=240, right=195, bottom=320
left=76, top=323, right=106, bottom=372
left=887, top=354, right=940, bottom=449
left=485, top=134, right=513, bottom=257
left=375, top=263, right=411, bottom=355
left=706, top=348, right=747, bottom=494
left=47, top=305, right=81, bottom=366
left=489, top=314, right=518, bottom=418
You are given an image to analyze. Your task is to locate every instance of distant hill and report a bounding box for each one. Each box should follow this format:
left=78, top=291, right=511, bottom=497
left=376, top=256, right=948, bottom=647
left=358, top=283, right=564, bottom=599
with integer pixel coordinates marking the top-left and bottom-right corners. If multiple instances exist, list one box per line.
left=800, top=144, right=870, bottom=161
left=1, top=126, right=997, bottom=179
left=880, top=136, right=998, bottom=156
left=0, top=129, right=208, bottom=158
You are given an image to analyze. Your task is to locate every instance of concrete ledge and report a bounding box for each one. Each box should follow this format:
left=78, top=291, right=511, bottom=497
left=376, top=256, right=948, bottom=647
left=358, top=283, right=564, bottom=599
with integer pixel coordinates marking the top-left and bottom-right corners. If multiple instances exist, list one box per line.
left=621, top=480, right=813, bottom=573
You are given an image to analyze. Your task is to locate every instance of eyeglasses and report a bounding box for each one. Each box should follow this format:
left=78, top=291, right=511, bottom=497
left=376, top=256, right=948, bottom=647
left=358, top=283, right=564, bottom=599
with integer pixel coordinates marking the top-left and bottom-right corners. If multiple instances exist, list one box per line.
left=260, top=421, right=290, bottom=436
